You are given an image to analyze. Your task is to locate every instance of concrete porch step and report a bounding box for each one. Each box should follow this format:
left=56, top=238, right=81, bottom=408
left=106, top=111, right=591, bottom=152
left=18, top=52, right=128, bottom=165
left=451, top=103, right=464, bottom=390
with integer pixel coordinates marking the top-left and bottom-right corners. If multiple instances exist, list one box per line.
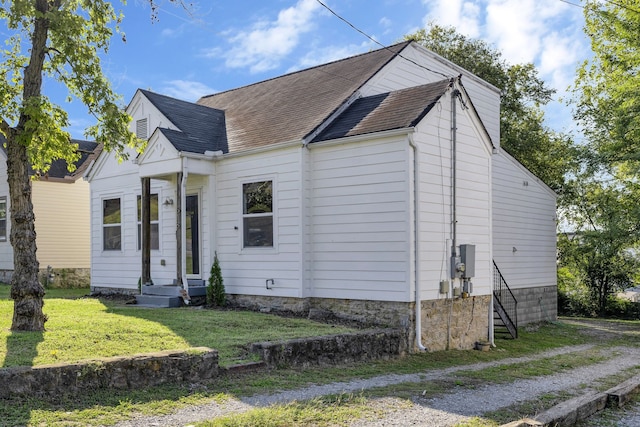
left=135, top=294, right=182, bottom=308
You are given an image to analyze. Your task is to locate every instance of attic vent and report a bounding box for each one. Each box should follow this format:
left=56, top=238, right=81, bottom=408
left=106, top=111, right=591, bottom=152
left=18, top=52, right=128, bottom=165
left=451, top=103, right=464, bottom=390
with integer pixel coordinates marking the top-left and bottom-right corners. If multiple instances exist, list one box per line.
left=136, top=118, right=148, bottom=139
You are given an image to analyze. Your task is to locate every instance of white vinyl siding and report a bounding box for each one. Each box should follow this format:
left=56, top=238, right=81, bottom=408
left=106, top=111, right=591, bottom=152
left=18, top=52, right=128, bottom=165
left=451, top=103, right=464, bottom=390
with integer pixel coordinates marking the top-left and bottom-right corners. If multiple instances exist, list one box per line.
left=308, top=137, right=412, bottom=302
left=412, top=93, right=493, bottom=300
left=361, top=43, right=501, bottom=149
left=492, top=151, right=557, bottom=289
left=214, top=147, right=301, bottom=297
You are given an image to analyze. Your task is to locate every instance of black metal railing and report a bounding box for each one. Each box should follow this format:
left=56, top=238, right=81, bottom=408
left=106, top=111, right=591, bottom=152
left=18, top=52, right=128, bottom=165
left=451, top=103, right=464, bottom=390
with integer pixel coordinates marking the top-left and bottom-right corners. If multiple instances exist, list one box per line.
left=493, top=260, right=518, bottom=339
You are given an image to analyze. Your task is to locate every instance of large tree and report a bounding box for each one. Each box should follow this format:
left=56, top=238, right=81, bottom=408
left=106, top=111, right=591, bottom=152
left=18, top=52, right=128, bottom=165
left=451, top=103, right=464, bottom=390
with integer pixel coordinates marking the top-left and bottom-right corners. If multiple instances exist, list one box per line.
left=574, top=0, right=640, bottom=173
left=405, top=25, right=577, bottom=192
left=0, top=0, right=147, bottom=331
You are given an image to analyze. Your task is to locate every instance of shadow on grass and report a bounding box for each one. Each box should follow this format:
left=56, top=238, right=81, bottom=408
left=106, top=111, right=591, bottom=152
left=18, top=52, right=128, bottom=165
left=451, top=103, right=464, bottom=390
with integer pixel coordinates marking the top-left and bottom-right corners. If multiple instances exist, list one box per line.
left=3, top=331, right=44, bottom=368
left=0, top=380, right=220, bottom=427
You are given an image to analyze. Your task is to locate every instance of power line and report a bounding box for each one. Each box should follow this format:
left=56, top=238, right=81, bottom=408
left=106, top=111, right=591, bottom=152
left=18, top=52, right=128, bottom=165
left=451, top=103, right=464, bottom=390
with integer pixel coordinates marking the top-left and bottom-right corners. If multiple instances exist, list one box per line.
left=315, top=0, right=451, bottom=79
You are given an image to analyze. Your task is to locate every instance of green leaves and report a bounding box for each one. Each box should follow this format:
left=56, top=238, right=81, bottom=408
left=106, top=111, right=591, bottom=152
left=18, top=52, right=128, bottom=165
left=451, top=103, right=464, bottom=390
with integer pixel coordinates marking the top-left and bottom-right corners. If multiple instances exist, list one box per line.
left=0, top=0, right=141, bottom=168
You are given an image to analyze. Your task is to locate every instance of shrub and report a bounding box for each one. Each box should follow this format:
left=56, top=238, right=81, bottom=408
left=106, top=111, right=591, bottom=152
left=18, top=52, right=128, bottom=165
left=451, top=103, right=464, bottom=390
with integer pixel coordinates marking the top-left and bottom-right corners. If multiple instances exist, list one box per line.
left=207, top=252, right=225, bottom=307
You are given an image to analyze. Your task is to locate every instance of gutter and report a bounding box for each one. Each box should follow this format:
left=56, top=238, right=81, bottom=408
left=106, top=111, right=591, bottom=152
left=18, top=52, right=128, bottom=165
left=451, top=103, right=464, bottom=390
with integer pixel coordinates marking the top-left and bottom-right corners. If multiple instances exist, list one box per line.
left=306, top=128, right=415, bottom=149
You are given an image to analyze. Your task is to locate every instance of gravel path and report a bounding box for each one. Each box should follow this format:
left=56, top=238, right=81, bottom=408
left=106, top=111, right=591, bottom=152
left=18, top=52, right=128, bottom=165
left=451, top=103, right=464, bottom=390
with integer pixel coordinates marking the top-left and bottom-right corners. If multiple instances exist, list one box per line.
left=112, top=343, right=640, bottom=427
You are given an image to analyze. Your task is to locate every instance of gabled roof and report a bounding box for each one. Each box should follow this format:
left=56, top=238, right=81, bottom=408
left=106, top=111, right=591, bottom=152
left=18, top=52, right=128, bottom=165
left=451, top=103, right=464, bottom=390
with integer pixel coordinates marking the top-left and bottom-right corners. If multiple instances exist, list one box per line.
left=197, top=41, right=412, bottom=153
left=313, top=79, right=453, bottom=142
left=0, top=134, right=98, bottom=181
left=140, top=89, right=228, bottom=154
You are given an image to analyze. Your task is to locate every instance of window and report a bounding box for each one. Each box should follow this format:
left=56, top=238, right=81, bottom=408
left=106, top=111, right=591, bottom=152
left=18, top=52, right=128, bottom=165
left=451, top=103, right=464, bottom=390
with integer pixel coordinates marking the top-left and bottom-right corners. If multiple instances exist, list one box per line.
left=103, top=198, right=121, bottom=250
left=137, top=194, right=159, bottom=250
left=0, top=197, right=6, bottom=241
left=243, top=181, right=273, bottom=247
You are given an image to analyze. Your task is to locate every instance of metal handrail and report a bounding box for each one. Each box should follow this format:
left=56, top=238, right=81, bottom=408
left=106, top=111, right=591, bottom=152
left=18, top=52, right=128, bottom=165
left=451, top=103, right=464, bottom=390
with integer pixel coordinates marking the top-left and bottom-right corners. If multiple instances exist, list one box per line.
left=493, top=260, right=518, bottom=338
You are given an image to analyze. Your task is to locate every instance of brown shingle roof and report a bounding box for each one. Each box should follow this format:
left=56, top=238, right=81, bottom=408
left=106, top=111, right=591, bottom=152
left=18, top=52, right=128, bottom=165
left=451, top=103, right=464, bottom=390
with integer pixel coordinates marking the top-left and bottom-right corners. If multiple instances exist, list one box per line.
left=197, top=41, right=411, bottom=152
left=313, top=80, right=453, bottom=142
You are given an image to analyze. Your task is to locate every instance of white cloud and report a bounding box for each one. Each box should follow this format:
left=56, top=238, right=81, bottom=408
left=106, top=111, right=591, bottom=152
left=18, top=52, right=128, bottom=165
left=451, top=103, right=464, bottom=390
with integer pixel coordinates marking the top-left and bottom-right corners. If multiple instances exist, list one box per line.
left=421, top=0, right=482, bottom=38
left=287, top=41, right=375, bottom=73
left=221, top=0, right=321, bottom=73
left=161, top=80, right=217, bottom=101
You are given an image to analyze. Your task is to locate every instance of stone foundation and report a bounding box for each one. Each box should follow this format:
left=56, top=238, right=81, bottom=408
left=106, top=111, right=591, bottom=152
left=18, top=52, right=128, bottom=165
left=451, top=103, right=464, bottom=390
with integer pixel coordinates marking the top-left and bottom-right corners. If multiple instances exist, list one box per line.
left=227, top=294, right=413, bottom=328
left=420, top=295, right=491, bottom=351
left=227, top=293, right=492, bottom=352
left=511, top=285, right=558, bottom=325
left=90, top=286, right=140, bottom=296
left=0, top=268, right=90, bottom=288
left=41, top=268, right=91, bottom=288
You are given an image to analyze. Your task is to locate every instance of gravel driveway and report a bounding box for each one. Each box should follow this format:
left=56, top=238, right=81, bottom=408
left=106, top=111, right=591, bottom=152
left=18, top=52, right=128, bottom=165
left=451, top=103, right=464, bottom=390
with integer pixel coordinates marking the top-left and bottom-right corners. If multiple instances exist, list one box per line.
left=113, top=339, right=640, bottom=427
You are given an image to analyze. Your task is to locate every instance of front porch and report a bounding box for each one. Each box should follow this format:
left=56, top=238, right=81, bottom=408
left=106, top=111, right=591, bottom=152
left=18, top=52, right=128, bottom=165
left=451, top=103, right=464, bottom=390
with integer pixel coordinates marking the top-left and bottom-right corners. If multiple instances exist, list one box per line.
left=136, top=280, right=207, bottom=307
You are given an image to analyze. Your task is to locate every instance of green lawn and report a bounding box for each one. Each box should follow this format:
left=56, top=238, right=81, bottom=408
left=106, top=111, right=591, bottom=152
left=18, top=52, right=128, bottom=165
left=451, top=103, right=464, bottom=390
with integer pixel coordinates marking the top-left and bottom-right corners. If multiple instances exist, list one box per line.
left=0, top=285, right=355, bottom=367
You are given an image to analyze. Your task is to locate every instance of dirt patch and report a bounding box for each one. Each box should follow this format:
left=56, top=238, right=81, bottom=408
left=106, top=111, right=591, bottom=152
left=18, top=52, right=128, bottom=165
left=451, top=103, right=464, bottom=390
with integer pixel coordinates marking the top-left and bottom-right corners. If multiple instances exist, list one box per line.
left=562, top=318, right=640, bottom=341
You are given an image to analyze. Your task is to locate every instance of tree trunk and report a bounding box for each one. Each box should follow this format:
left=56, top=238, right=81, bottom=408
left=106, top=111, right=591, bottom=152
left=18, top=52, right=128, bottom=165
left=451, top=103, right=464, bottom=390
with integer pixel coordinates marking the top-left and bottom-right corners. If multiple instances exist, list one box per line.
left=9, top=0, right=52, bottom=331
left=7, top=134, right=46, bottom=331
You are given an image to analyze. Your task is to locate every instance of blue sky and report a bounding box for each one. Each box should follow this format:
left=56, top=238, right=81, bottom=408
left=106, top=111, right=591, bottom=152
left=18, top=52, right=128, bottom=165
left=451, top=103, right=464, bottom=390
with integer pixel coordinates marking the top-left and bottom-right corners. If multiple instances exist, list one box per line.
left=56, top=0, right=590, bottom=140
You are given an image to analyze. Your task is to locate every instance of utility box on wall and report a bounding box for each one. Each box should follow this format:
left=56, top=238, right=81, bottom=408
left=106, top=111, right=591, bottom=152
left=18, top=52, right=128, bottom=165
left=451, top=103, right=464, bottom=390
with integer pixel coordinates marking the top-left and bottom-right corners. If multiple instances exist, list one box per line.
left=460, top=244, right=475, bottom=278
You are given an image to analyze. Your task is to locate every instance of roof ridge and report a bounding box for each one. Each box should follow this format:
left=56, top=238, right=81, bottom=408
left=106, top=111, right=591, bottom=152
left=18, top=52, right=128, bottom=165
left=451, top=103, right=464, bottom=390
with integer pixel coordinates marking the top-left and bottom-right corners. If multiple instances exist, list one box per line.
left=198, top=40, right=412, bottom=102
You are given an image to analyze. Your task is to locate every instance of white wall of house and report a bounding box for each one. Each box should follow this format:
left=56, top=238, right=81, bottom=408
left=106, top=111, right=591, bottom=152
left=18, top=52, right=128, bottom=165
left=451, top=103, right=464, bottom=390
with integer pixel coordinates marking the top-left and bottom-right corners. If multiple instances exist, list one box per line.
left=214, top=145, right=303, bottom=298
left=492, top=150, right=557, bottom=289
left=307, top=135, right=413, bottom=302
left=361, top=43, right=501, bottom=148
left=412, top=88, right=493, bottom=301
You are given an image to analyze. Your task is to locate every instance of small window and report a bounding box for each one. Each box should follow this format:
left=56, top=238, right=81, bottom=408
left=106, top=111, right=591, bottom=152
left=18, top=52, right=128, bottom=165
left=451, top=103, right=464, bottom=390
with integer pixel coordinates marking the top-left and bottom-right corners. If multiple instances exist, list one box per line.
left=137, top=194, right=159, bottom=250
left=0, top=197, right=6, bottom=241
left=243, top=181, right=273, bottom=247
left=136, top=118, right=148, bottom=139
left=103, top=198, right=121, bottom=251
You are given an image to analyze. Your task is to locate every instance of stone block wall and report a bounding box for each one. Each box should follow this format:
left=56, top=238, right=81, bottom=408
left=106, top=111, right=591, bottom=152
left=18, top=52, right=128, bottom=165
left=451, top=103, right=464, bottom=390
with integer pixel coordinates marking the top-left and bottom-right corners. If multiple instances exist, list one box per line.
left=420, top=295, right=491, bottom=351
left=0, top=348, right=218, bottom=399
left=511, top=285, right=558, bottom=325
left=251, top=329, right=408, bottom=368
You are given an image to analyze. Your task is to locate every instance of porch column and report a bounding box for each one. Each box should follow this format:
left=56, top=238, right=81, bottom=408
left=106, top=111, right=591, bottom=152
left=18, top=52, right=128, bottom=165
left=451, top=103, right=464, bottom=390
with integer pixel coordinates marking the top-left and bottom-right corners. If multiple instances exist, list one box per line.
left=141, top=177, right=151, bottom=286
left=176, top=171, right=183, bottom=287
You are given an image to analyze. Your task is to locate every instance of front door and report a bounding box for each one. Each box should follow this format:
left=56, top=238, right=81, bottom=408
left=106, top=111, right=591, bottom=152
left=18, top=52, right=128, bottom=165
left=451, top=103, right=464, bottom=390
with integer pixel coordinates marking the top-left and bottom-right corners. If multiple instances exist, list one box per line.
left=186, top=194, right=200, bottom=276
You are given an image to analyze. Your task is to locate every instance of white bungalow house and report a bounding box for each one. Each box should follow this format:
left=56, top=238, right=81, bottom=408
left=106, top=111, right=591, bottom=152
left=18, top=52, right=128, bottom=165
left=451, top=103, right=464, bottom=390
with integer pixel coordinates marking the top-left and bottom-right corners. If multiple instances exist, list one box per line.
left=86, top=41, right=557, bottom=351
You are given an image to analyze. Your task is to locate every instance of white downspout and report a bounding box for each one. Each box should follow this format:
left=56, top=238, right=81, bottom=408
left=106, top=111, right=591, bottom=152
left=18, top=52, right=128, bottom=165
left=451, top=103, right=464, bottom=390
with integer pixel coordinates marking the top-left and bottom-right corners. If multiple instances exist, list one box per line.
left=409, top=134, right=427, bottom=351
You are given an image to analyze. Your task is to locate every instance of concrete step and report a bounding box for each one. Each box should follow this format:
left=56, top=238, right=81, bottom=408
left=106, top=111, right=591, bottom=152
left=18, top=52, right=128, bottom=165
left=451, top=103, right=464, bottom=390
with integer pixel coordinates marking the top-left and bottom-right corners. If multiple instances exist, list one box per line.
left=141, top=285, right=181, bottom=296
left=135, top=294, right=182, bottom=308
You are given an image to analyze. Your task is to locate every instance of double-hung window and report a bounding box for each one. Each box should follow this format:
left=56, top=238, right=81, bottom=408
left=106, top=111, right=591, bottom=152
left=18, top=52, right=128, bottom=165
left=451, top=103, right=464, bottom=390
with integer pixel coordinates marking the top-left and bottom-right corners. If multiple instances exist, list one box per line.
left=242, top=181, right=273, bottom=248
left=103, top=198, right=121, bottom=250
left=137, top=194, right=159, bottom=250
left=0, top=197, right=6, bottom=241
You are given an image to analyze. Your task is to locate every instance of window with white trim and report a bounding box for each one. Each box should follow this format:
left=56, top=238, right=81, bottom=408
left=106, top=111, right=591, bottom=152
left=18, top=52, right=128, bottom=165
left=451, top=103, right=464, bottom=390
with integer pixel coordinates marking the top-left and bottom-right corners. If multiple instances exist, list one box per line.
left=242, top=181, right=273, bottom=247
left=137, top=194, right=159, bottom=250
left=102, top=198, right=121, bottom=250
left=0, top=197, right=6, bottom=242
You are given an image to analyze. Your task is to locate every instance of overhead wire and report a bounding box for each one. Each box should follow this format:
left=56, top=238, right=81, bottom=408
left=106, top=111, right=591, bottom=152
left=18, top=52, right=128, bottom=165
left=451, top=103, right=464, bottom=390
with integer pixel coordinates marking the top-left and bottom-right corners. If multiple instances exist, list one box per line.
left=315, top=0, right=452, bottom=79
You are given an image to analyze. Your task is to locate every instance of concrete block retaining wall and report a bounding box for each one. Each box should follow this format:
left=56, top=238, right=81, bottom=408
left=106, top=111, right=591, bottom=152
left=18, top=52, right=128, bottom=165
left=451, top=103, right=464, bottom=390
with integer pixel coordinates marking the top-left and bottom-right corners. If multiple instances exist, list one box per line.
left=511, top=285, right=557, bottom=325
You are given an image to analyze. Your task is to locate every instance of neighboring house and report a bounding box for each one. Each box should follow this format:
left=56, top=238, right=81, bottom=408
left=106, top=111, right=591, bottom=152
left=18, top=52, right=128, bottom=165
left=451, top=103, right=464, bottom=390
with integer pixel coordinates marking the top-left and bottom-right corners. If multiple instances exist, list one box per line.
left=86, top=41, right=557, bottom=351
left=0, top=137, right=99, bottom=286
left=618, top=286, right=640, bottom=303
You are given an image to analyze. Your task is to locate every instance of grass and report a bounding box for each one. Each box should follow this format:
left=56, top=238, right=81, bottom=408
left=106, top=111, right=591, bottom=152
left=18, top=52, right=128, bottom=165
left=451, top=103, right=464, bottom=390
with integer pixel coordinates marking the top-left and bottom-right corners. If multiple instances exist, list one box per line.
left=0, top=285, right=355, bottom=367
left=1, top=287, right=637, bottom=427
